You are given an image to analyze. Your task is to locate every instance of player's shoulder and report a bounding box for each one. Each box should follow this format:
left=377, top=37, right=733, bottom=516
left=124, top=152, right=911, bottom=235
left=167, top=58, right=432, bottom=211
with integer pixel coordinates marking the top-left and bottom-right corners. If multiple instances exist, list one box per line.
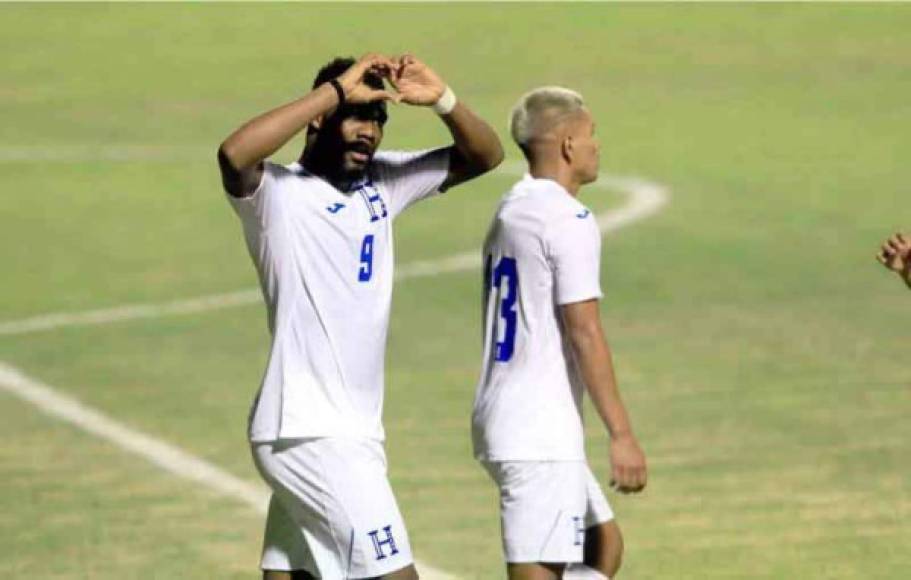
left=507, top=176, right=590, bottom=219
left=370, top=149, right=408, bottom=168
left=267, top=161, right=330, bottom=190
left=371, top=147, right=447, bottom=170
left=258, top=160, right=304, bottom=184
left=367, top=149, right=417, bottom=184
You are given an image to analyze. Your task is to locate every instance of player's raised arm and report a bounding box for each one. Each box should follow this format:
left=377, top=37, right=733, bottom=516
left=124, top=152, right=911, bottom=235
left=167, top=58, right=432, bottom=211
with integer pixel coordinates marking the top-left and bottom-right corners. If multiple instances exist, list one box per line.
left=391, top=54, right=504, bottom=191
left=876, top=232, right=911, bottom=289
left=217, top=53, right=399, bottom=198
left=561, top=299, right=648, bottom=494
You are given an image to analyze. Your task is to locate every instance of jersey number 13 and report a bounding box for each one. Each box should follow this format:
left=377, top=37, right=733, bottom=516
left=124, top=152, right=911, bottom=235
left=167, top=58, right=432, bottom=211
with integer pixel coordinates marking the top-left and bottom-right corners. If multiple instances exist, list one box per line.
left=485, top=255, right=519, bottom=362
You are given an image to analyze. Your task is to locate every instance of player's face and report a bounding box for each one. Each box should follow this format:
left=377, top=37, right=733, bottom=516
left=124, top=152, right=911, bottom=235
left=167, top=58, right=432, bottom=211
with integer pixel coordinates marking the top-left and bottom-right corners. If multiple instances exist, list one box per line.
left=336, top=105, right=386, bottom=176
left=570, top=109, right=600, bottom=184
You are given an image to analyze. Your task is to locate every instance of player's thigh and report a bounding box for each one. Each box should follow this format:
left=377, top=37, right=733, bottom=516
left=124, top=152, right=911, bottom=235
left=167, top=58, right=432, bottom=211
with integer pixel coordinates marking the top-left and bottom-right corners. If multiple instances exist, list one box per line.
left=263, top=571, right=317, bottom=580
left=254, top=438, right=414, bottom=579
left=254, top=449, right=326, bottom=576
left=582, top=464, right=622, bottom=575
left=320, top=438, right=415, bottom=577
left=378, top=562, right=419, bottom=580
left=506, top=561, right=564, bottom=580
left=484, top=461, right=588, bottom=565
left=583, top=520, right=623, bottom=575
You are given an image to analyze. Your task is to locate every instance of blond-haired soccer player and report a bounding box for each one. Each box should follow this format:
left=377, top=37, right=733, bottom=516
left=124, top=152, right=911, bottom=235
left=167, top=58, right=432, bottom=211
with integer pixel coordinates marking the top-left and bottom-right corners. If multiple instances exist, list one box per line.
left=877, top=232, right=911, bottom=289
left=219, top=53, right=502, bottom=580
left=472, top=87, right=647, bottom=580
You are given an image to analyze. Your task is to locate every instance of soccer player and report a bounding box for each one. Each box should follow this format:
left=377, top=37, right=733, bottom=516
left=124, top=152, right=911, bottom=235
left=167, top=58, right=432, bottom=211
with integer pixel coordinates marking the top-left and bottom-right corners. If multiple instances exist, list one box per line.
left=218, top=53, right=503, bottom=580
left=472, top=87, right=647, bottom=580
left=876, top=232, right=911, bottom=289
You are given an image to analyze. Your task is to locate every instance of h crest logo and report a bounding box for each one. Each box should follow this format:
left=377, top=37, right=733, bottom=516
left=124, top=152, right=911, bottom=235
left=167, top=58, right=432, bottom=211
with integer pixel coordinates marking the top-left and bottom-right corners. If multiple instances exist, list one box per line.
left=368, top=525, right=399, bottom=560
left=359, top=182, right=388, bottom=223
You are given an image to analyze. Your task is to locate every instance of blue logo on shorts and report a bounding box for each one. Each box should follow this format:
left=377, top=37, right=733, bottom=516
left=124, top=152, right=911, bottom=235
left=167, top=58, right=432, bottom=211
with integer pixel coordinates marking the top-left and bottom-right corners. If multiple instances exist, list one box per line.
left=576, top=209, right=591, bottom=219
left=573, top=516, right=585, bottom=546
left=368, top=525, right=399, bottom=560
left=327, top=202, right=346, bottom=214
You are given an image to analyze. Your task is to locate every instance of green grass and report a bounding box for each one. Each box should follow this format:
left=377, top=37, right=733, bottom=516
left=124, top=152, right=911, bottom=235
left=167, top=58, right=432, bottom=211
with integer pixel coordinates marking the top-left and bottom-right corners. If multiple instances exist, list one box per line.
left=2, top=3, right=910, bottom=578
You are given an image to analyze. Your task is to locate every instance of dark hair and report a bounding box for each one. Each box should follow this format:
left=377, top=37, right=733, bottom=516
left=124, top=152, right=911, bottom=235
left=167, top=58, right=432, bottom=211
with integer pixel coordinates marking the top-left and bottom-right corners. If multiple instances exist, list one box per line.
left=310, top=56, right=388, bottom=129
left=312, top=57, right=385, bottom=91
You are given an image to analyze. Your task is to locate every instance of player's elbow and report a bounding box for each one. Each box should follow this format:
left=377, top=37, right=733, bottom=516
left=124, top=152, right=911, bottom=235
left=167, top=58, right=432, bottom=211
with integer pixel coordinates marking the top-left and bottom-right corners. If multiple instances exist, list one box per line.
left=464, top=137, right=505, bottom=177
left=218, top=141, right=242, bottom=172
left=567, top=320, right=603, bottom=356
left=478, top=138, right=505, bottom=173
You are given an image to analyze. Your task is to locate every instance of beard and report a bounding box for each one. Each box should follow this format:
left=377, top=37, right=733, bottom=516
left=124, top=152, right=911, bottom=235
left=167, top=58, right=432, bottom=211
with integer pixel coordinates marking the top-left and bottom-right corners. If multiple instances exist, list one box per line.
left=308, top=137, right=374, bottom=183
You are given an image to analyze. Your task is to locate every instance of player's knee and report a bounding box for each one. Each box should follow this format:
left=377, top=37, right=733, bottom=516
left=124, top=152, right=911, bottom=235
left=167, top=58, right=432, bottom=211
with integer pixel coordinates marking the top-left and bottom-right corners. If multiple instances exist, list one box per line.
left=603, top=522, right=624, bottom=576
left=263, top=571, right=316, bottom=580
left=379, top=563, right=419, bottom=580
left=584, top=520, right=624, bottom=577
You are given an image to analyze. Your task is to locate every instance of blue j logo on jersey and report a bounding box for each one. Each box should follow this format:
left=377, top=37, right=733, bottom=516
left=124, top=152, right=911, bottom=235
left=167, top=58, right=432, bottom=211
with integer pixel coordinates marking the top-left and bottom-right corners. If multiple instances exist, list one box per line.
left=327, top=202, right=345, bottom=214
left=368, top=525, right=399, bottom=560
left=576, top=209, right=591, bottom=219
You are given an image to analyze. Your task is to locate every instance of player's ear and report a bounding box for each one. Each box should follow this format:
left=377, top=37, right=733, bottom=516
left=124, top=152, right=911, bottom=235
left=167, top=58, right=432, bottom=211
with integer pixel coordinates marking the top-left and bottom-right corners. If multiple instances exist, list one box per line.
left=561, top=136, right=574, bottom=164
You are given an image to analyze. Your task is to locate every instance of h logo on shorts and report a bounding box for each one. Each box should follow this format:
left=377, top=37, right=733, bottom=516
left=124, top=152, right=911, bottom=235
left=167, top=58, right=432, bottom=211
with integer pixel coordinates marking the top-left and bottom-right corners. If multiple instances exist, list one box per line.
left=573, top=516, right=585, bottom=546
left=368, top=525, right=399, bottom=560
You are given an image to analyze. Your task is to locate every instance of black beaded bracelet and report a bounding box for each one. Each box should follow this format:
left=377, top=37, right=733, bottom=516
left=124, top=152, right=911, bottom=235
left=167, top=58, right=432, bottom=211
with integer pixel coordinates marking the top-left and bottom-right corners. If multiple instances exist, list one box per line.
left=329, top=79, right=346, bottom=107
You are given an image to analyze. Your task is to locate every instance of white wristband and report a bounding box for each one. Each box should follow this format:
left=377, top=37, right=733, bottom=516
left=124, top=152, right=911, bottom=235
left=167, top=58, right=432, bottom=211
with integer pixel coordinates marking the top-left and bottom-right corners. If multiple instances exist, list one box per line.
left=432, top=86, right=457, bottom=115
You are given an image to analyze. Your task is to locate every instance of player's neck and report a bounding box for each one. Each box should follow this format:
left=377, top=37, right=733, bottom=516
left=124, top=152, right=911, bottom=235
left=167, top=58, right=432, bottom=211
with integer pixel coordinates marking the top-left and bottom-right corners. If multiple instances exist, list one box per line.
left=300, top=150, right=360, bottom=192
left=528, top=161, right=581, bottom=197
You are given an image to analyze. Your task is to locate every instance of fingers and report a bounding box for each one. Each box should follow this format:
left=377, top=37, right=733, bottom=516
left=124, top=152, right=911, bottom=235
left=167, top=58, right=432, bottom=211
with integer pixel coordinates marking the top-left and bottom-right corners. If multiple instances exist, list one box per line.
left=887, top=233, right=911, bottom=255
left=392, top=53, right=420, bottom=80
left=609, top=462, right=647, bottom=494
left=350, top=53, right=397, bottom=85
left=357, top=52, right=396, bottom=72
left=877, top=232, right=911, bottom=271
left=396, top=53, right=416, bottom=68
left=367, top=89, right=401, bottom=104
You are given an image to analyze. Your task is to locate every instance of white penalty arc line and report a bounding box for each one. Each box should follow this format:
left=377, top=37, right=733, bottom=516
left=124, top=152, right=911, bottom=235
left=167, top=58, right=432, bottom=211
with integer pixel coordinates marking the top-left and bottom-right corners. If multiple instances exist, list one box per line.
left=0, top=361, right=458, bottom=580
left=0, top=164, right=668, bottom=579
left=0, top=162, right=669, bottom=336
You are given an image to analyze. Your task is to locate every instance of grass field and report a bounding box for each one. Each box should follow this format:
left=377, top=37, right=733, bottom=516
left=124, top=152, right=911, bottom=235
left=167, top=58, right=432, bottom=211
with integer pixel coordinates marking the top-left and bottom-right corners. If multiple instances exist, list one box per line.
left=2, top=3, right=910, bottom=579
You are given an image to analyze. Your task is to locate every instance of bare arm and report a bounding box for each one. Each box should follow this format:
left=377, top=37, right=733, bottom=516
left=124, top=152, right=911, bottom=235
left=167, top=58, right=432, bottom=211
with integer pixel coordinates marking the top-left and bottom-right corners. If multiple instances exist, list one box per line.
left=217, top=53, right=399, bottom=198
left=561, top=299, right=647, bottom=493
left=391, top=54, right=503, bottom=191
left=438, top=101, right=505, bottom=191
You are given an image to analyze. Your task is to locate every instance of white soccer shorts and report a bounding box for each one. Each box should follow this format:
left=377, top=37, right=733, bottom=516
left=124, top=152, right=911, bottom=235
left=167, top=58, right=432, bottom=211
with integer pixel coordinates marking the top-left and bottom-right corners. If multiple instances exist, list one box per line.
left=252, top=438, right=414, bottom=578
left=483, top=461, right=614, bottom=564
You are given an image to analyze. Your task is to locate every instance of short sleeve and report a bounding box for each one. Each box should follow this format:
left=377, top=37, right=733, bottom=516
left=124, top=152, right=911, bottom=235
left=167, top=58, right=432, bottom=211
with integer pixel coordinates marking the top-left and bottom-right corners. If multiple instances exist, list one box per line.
left=226, top=161, right=284, bottom=232
left=547, top=213, right=603, bottom=305
left=372, top=147, right=451, bottom=218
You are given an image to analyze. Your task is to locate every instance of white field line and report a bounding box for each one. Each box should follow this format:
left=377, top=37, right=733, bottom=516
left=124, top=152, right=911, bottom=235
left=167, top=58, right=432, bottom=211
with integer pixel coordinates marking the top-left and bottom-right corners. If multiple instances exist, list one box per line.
left=0, top=161, right=668, bottom=579
left=0, top=162, right=669, bottom=336
left=0, top=360, right=458, bottom=580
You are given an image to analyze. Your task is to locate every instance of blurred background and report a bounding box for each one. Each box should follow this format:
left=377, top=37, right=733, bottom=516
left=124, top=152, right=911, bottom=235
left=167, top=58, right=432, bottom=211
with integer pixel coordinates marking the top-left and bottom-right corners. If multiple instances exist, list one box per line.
left=1, top=3, right=908, bottom=578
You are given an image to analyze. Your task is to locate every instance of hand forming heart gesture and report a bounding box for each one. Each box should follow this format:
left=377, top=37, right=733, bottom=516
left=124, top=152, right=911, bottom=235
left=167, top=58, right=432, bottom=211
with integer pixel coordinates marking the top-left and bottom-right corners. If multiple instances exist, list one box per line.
left=388, top=54, right=447, bottom=107
left=335, top=53, right=447, bottom=108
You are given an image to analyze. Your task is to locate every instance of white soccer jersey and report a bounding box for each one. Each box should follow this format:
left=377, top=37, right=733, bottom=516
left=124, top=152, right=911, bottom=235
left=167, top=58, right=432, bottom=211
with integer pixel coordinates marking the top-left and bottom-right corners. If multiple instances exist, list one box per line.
left=229, top=148, right=450, bottom=442
left=472, top=175, right=603, bottom=461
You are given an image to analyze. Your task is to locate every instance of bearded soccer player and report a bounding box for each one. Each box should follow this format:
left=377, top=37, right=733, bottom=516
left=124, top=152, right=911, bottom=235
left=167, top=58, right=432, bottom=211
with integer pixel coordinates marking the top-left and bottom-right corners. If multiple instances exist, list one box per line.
left=218, top=53, right=503, bottom=579
left=472, top=87, right=647, bottom=580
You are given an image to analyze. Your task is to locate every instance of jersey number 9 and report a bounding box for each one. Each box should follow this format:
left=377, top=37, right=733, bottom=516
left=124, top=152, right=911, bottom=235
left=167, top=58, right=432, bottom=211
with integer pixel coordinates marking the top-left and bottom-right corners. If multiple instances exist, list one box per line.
left=359, top=235, right=375, bottom=282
